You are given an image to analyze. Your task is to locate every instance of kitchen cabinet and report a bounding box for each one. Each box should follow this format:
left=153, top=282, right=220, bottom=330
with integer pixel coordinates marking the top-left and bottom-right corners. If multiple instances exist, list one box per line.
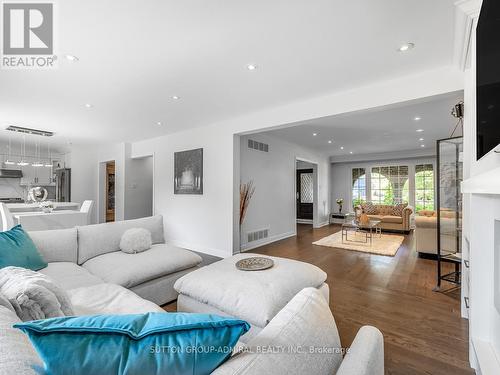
left=35, top=166, right=53, bottom=185
left=20, top=165, right=54, bottom=186
left=20, top=165, right=35, bottom=186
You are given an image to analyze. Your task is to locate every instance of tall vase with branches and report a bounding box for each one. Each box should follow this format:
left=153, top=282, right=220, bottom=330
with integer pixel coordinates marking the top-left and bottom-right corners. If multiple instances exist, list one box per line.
left=240, top=180, right=255, bottom=227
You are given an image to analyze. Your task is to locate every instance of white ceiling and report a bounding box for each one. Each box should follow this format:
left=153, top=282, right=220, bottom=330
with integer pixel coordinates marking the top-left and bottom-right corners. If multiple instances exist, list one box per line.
left=262, top=92, right=464, bottom=157
left=0, top=0, right=458, bottom=146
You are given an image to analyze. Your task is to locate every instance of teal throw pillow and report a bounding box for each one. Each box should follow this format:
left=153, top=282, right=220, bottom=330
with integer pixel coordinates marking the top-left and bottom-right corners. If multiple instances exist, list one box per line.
left=15, top=312, right=250, bottom=375
left=0, top=225, right=47, bottom=271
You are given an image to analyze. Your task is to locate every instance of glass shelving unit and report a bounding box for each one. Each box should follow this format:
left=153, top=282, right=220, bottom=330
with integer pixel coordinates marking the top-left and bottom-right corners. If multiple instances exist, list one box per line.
left=434, top=136, right=463, bottom=291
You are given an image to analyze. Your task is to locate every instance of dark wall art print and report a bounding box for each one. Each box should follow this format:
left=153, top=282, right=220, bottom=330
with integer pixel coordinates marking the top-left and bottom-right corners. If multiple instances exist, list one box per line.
left=174, top=148, right=203, bottom=194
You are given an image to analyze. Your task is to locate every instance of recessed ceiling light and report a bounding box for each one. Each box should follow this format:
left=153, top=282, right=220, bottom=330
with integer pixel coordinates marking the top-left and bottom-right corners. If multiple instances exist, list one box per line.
left=84, top=103, right=93, bottom=108
left=414, top=116, right=421, bottom=121
left=247, top=64, right=257, bottom=70
left=419, top=138, right=424, bottom=141
left=349, top=151, right=353, bottom=154
left=340, top=146, right=344, bottom=150
left=312, top=133, right=317, bottom=136
left=156, top=121, right=162, bottom=126
left=172, top=95, right=180, bottom=100
left=65, top=55, right=79, bottom=62
left=416, top=129, right=424, bottom=132
left=328, top=140, right=332, bottom=144
left=420, top=144, right=425, bottom=148
left=398, top=43, right=415, bottom=52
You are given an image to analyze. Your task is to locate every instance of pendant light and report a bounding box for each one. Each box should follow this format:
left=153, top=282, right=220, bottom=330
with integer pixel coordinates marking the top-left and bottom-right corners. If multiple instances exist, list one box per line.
left=17, top=135, right=29, bottom=166
left=32, top=141, right=44, bottom=167
left=4, top=135, right=15, bottom=165
left=44, top=141, right=52, bottom=167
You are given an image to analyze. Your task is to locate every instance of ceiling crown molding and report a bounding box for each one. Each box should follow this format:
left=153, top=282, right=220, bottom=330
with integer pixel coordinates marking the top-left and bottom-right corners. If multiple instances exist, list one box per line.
left=453, top=0, right=483, bottom=70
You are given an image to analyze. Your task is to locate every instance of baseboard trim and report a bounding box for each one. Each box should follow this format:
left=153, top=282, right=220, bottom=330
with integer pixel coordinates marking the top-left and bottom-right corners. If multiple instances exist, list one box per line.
left=296, top=219, right=313, bottom=224
left=315, top=221, right=330, bottom=228
left=240, top=231, right=296, bottom=252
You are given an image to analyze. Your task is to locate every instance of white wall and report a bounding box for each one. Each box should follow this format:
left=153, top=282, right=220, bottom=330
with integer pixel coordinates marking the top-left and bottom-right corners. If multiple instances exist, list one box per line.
left=124, top=156, right=154, bottom=220
left=330, top=155, right=436, bottom=211
left=239, top=133, right=330, bottom=251
left=132, top=126, right=235, bottom=258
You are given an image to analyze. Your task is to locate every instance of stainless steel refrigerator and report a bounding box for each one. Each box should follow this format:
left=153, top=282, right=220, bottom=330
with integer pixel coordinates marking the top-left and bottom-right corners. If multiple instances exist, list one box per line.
left=55, top=168, right=71, bottom=202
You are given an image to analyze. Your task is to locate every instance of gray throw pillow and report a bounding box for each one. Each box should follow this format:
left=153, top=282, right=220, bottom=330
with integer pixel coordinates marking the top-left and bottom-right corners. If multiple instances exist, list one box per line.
left=120, top=228, right=152, bottom=254
left=0, top=291, right=15, bottom=313
left=0, top=266, right=74, bottom=321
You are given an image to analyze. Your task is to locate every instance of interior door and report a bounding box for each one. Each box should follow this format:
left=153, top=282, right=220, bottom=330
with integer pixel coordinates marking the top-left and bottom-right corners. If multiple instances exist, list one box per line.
left=105, top=161, right=115, bottom=222
left=296, top=169, right=313, bottom=220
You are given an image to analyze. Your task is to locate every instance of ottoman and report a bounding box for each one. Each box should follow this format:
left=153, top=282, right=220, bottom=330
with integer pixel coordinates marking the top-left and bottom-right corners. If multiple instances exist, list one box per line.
left=173, top=253, right=329, bottom=340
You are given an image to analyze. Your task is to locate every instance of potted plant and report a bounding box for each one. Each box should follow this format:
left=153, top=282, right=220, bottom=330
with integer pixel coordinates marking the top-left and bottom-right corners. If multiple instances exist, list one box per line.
left=336, top=198, right=344, bottom=213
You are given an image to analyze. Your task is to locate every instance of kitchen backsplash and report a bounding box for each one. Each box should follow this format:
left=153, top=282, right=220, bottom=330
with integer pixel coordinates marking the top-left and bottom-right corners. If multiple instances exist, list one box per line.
left=0, top=178, right=24, bottom=199
left=0, top=178, right=56, bottom=200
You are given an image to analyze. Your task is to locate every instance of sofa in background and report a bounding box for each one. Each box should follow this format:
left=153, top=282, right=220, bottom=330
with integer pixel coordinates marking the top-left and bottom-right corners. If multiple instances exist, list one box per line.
left=29, top=215, right=203, bottom=305
left=414, top=209, right=461, bottom=255
left=359, top=203, right=414, bottom=232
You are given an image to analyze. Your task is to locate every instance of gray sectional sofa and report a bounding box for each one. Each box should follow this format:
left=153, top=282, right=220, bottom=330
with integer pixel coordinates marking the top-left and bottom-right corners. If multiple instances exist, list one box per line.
left=0, top=215, right=384, bottom=374
left=30, top=215, right=203, bottom=305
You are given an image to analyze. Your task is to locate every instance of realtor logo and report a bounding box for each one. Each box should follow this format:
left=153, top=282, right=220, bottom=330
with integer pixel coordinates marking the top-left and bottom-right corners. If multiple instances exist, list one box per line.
left=2, top=2, right=56, bottom=69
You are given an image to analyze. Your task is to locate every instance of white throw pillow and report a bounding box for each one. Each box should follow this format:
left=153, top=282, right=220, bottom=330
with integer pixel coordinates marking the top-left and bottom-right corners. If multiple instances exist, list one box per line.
left=120, top=228, right=152, bottom=254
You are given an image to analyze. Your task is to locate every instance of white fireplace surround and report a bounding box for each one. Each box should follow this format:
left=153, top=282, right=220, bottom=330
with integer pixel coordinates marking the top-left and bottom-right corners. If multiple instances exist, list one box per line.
left=462, top=168, right=500, bottom=374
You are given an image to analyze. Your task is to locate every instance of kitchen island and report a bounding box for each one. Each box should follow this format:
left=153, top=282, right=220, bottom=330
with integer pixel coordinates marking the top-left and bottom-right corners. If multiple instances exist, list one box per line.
left=6, top=202, right=80, bottom=213
left=13, top=210, right=87, bottom=231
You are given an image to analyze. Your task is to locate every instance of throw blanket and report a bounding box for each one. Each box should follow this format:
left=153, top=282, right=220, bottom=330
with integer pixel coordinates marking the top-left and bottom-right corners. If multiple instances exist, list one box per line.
left=69, top=283, right=164, bottom=315
left=0, top=266, right=73, bottom=321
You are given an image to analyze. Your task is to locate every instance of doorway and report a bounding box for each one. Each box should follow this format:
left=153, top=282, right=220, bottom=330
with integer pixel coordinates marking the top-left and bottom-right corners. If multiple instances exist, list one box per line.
left=124, top=155, right=154, bottom=220
left=297, top=168, right=313, bottom=221
left=296, top=160, right=317, bottom=225
left=105, top=161, right=115, bottom=222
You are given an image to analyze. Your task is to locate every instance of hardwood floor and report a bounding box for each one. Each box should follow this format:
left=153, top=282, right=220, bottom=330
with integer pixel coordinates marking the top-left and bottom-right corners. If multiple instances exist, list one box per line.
left=255, top=224, right=472, bottom=375
left=165, top=224, right=472, bottom=375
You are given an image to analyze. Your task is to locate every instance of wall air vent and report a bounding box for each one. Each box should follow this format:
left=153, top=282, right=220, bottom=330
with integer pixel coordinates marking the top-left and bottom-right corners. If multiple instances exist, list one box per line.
left=248, top=139, right=269, bottom=152
left=5, top=126, right=54, bottom=137
left=247, top=228, right=269, bottom=243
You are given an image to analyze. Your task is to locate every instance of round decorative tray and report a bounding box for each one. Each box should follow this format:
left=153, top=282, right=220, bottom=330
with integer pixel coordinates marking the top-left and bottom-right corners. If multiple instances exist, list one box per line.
left=235, top=257, right=274, bottom=271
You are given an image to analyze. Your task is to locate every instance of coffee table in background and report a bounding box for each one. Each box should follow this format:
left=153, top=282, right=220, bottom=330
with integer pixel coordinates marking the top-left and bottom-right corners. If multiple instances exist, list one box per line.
left=341, top=219, right=382, bottom=246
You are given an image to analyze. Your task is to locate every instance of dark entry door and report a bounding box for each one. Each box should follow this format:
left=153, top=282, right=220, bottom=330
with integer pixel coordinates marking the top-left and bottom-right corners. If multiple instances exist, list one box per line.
left=296, top=169, right=313, bottom=220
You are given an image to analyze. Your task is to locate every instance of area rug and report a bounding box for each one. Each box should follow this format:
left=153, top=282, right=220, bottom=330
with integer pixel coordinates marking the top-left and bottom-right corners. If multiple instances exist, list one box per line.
left=312, top=230, right=404, bottom=256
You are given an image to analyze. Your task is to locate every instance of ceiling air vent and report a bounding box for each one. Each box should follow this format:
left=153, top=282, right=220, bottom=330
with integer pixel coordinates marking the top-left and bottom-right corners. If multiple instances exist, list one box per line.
left=5, top=126, right=54, bottom=137
left=248, top=139, right=269, bottom=152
